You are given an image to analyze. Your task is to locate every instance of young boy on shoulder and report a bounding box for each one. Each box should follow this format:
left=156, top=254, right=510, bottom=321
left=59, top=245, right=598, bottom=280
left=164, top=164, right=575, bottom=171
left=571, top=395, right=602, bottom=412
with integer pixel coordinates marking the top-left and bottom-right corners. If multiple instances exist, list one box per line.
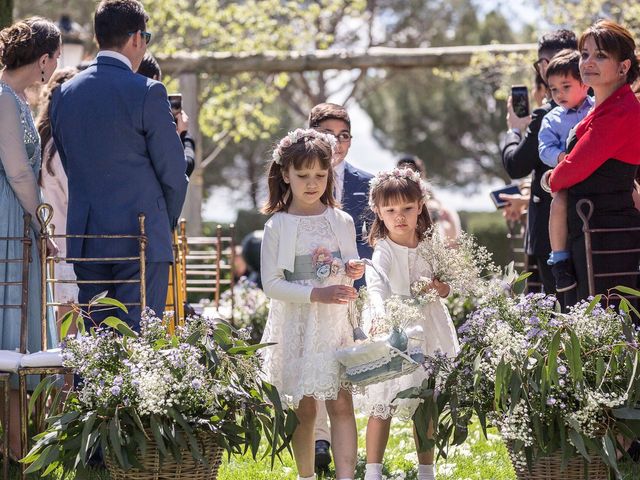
left=539, top=49, right=593, bottom=293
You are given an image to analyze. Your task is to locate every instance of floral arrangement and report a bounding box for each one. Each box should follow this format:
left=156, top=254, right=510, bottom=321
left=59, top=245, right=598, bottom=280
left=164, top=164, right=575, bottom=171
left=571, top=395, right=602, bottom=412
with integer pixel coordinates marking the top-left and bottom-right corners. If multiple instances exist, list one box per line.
left=368, top=295, right=425, bottom=336
left=271, top=128, right=337, bottom=165
left=412, top=227, right=499, bottom=302
left=219, top=277, right=269, bottom=342
left=402, top=279, right=640, bottom=476
left=23, top=299, right=296, bottom=477
left=368, top=167, right=430, bottom=208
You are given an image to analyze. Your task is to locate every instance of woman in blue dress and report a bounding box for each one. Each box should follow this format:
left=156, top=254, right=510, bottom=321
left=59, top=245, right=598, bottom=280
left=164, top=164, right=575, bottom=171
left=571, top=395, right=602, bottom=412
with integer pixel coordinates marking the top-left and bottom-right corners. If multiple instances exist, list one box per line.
left=0, top=16, right=60, bottom=459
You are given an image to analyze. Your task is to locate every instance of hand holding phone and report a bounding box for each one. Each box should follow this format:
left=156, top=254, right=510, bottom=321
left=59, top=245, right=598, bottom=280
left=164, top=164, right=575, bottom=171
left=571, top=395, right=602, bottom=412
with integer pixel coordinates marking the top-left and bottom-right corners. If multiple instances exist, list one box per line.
left=489, top=184, right=521, bottom=209
left=168, top=93, right=182, bottom=115
left=511, top=85, right=530, bottom=118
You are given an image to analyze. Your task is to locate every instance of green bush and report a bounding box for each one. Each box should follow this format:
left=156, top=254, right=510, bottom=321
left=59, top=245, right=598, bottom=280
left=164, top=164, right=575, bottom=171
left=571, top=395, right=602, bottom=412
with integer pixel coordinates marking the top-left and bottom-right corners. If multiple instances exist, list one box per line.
left=459, top=210, right=516, bottom=268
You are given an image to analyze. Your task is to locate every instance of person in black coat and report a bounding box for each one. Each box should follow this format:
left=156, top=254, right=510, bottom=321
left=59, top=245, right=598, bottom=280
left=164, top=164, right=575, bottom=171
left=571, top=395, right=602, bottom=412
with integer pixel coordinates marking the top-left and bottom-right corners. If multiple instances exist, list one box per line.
left=501, top=29, right=577, bottom=295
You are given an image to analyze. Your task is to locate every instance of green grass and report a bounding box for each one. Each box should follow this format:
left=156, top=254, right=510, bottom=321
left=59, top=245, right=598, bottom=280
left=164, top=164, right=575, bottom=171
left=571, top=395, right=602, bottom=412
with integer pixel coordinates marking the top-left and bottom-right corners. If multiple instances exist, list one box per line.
left=8, top=417, right=640, bottom=479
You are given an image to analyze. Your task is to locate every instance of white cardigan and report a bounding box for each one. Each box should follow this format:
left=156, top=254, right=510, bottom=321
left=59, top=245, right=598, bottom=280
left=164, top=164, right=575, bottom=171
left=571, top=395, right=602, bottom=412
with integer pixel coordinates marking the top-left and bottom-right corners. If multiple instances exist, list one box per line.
left=261, top=207, right=360, bottom=303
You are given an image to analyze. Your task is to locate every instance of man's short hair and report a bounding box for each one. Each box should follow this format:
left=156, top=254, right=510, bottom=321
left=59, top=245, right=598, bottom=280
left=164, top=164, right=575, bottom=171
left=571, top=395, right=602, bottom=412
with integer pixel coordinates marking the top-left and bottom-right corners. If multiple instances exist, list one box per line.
left=308, top=103, right=351, bottom=130
left=538, top=29, right=577, bottom=55
left=137, top=53, right=161, bottom=79
left=94, top=0, right=149, bottom=50
left=546, top=49, right=581, bottom=82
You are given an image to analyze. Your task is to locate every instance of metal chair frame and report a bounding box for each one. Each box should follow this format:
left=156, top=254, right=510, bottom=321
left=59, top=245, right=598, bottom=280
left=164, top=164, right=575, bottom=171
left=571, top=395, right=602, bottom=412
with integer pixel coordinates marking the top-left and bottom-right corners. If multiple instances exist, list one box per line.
left=17, top=204, right=147, bottom=477
left=0, top=214, right=31, bottom=480
left=182, top=224, right=236, bottom=315
left=165, top=222, right=187, bottom=333
left=577, top=198, right=640, bottom=298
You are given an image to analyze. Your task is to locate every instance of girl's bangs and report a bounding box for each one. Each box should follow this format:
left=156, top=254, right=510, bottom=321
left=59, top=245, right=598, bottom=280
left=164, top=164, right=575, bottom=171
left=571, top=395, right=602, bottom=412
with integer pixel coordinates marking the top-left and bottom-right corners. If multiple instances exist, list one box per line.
left=291, top=154, right=330, bottom=171
left=375, top=179, right=422, bottom=207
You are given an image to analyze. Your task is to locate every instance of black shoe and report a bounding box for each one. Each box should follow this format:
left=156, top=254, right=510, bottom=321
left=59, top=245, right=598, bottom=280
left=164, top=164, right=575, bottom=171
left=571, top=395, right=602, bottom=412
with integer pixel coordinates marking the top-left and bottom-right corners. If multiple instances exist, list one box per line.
left=551, top=260, right=577, bottom=293
left=315, top=440, right=331, bottom=472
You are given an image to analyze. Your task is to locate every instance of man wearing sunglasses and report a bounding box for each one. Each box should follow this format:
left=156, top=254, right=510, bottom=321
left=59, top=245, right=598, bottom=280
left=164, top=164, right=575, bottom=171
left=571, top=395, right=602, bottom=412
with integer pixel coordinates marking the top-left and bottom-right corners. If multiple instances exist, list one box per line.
left=501, top=29, right=576, bottom=300
left=50, top=0, right=188, bottom=330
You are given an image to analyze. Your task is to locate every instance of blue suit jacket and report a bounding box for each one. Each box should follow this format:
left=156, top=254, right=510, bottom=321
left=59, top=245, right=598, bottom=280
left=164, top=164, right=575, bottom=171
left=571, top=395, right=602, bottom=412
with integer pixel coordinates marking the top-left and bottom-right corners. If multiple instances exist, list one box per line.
left=50, top=56, right=188, bottom=263
left=341, top=162, right=373, bottom=288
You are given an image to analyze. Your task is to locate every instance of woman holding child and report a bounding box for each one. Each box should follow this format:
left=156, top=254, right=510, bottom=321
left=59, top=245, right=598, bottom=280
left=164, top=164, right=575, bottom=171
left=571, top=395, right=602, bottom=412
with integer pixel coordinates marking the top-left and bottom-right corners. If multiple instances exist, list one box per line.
left=548, top=19, right=640, bottom=300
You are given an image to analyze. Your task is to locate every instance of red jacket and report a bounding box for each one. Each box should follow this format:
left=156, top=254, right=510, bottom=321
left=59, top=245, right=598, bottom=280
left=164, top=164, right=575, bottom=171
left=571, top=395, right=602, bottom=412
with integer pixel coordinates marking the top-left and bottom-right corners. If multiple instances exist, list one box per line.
left=549, top=83, right=640, bottom=192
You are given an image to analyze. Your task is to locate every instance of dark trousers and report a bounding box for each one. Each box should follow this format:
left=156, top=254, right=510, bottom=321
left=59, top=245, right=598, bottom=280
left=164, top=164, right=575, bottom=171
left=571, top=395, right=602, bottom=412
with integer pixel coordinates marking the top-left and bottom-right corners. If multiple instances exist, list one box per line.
left=530, top=254, right=555, bottom=295
left=74, top=261, right=170, bottom=331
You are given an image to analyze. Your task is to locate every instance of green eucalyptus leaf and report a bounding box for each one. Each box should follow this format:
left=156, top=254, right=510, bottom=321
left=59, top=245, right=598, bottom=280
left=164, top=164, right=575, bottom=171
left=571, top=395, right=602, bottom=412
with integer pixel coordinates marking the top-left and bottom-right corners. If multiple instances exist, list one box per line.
left=102, top=316, right=137, bottom=337
left=95, top=296, right=129, bottom=313
left=60, top=310, right=75, bottom=338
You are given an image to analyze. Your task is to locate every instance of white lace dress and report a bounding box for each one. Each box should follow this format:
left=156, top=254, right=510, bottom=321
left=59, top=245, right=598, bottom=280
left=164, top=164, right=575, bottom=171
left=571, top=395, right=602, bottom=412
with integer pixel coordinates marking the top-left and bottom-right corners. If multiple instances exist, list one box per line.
left=357, top=238, right=460, bottom=420
left=260, top=211, right=355, bottom=409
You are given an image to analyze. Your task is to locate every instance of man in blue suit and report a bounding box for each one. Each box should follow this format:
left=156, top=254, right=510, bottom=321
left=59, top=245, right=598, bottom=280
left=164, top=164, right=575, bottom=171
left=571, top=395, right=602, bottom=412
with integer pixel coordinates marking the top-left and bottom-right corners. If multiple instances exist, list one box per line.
left=309, top=103, right=373, bottom=287
left=51, top=0, right=188, bottom=329
left=309, top=103, right=374, bottom=472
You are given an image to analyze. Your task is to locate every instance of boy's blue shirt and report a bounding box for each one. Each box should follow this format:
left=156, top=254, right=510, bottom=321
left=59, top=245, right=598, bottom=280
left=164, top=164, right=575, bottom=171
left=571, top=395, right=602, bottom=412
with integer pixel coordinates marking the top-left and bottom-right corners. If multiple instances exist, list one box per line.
left=538, top=95, right=594, bottom=167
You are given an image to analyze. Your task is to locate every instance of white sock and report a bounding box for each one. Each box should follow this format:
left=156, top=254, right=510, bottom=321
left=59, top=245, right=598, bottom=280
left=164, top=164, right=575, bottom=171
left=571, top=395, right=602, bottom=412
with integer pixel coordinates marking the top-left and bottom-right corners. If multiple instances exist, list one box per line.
left=417, top=463, right=435, bottom=480
left=364, top=463, right=383, bottom=480
left=297, top=475, right=316, bottom=480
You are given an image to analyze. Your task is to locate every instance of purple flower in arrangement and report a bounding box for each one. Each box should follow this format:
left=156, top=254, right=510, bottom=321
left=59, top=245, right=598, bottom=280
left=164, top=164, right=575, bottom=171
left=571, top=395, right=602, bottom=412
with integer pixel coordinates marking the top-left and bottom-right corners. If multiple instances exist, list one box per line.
left=110, top=386, right=121, bottom=396
left=526, top=328, right=540, bottom=340
left=557, top=365, right=567, bottom=375
left=191, top=379, right=203, bottom=389
left=528, top=316, right=540, bottom=326
left=546, top=397, right=557, bottom=406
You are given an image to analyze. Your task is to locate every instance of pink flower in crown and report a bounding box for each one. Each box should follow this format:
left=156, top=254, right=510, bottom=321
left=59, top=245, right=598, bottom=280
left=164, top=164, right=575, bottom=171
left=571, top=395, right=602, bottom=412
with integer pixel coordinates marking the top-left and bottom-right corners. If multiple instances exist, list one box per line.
left=312, top=247, right=333, bottom=267
left=281, top=137, right=293, bottom=149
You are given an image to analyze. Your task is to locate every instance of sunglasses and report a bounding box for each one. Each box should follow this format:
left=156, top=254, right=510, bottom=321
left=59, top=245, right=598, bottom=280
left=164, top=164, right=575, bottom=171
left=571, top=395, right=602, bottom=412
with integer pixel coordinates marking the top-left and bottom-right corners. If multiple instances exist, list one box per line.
left=533, top=57, right=549, bottom=72
left=128, top=30, right=152, bottom=45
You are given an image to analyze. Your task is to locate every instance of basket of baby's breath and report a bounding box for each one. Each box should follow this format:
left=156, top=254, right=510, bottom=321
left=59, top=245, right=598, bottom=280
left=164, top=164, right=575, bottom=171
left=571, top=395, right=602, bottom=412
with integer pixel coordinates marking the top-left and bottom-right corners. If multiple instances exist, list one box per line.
left=336, top=292, right=426, bottom=387
left=23, top=297, right=296, bottom=479
left=405, top=277, right=640, bottom=480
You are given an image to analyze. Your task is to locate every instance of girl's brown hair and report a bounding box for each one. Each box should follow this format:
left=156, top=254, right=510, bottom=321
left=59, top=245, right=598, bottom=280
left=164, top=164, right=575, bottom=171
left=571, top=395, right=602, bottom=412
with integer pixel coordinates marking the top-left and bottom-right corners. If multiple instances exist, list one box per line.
left=0, top=17, right=60, bottom=70
left=367, top=174, right=432, bottom=246
left=36, top=67, right=78, bottom=186
left=579, top=20, right=640, bottom=85
left=262, top=132, right=338, bottom=214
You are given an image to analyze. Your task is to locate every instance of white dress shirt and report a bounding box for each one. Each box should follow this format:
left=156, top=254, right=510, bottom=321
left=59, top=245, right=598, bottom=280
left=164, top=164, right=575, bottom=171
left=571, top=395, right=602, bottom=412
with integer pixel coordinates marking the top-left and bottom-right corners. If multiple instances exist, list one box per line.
left=96, top=50, right=133, bottom=70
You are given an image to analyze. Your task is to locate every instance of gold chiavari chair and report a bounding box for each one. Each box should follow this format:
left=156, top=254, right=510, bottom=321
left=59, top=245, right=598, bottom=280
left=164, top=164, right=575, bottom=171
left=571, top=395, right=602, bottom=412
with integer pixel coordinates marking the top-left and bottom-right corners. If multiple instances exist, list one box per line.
left=17, top=204, right=148, bottom=476
left=165, top=224, right=187, bottom=334
left=0, top=214, right=31, bottom=480
left=183, top=224, right=235, bottom=317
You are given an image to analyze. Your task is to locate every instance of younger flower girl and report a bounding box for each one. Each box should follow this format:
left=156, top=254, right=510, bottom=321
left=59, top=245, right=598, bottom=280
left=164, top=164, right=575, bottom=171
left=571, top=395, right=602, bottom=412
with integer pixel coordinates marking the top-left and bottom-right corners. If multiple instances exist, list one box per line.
left=360, top=168, right=460, bottom=480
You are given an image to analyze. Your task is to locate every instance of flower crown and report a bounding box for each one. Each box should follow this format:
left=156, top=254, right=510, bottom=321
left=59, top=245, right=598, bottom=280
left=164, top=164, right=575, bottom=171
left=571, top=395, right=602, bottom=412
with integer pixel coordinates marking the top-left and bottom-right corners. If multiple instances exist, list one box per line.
left=271, top=128, right=338, bottom=165
left=368, top=168, right=431, bottom=209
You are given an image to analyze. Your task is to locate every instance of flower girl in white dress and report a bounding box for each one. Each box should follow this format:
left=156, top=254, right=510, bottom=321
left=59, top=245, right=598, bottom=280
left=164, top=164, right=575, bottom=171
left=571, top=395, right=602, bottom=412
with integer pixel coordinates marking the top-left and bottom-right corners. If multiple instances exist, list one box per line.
left=360, top=169, right=460, bottom=480
left=260, top=129, right=365, bottom=480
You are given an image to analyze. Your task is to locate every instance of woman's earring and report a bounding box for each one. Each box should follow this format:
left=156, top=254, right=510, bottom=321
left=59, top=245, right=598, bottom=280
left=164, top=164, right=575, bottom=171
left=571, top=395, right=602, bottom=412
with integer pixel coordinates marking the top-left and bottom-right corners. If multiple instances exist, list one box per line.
left=41, top=69, right=45, bottom=83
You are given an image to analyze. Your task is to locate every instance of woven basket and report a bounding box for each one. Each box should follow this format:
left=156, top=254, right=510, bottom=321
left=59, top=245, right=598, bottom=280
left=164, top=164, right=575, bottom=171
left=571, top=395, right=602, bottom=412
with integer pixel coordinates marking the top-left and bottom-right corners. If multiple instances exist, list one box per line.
left=105, top=429, right=223, bottom=480
left=507, top=443, right=609, bottom=480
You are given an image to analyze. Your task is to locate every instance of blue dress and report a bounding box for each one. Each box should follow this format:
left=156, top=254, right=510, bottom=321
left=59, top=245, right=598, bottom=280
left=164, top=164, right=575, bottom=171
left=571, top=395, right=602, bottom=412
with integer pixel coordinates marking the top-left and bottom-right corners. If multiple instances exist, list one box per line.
left=0, top=81, right=57, bottom=361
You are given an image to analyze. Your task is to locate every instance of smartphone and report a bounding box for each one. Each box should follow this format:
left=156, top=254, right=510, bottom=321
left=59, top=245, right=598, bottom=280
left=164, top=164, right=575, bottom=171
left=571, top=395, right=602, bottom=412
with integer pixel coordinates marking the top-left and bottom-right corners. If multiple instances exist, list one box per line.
left=489, top=184, right=521, bottom=209
left=511, top=85, right=530, bottom=118
left=168, top=93, right=182, bottom=114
